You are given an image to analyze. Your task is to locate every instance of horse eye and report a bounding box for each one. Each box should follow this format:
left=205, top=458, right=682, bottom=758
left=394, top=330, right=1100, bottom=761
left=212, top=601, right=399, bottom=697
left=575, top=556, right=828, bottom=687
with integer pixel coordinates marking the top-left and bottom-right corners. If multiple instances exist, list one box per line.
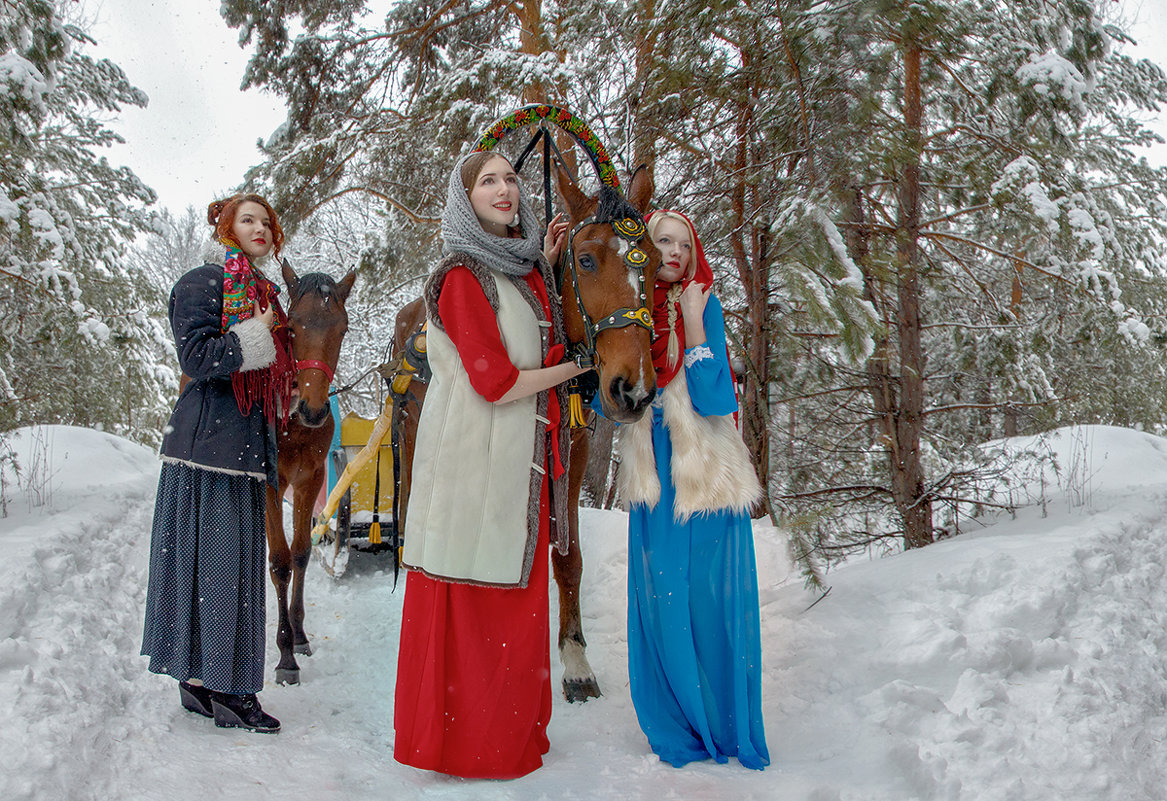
left=578, top=254, right=597, bottom=272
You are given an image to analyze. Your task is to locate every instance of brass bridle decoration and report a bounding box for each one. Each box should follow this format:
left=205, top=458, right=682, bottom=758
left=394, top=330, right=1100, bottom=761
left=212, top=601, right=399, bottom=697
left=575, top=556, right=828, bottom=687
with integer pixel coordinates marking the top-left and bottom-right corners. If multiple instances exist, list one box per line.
left=558, top=212, right=653, bottom=427
left=560, top=212, right=654, bottom=371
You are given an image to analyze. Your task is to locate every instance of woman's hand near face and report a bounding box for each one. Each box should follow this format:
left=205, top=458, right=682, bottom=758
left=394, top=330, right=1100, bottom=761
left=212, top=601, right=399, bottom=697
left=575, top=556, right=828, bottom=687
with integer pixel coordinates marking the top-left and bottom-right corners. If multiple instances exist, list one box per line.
left=542, top=212, right=569, bottom=265
left=679, top=282, right=711, bottom=347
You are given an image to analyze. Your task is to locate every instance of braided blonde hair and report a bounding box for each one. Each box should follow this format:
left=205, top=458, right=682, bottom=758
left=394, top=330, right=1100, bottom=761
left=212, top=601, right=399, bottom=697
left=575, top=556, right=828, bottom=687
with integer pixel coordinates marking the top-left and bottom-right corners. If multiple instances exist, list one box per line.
left=664, top=282, right=683, bottom=368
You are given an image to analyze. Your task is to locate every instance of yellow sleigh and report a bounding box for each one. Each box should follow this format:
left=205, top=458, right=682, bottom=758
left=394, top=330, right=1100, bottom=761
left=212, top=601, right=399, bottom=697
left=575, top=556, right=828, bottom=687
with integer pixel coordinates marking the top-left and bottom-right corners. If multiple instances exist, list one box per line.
left=314, top=396, right=398, bottom=577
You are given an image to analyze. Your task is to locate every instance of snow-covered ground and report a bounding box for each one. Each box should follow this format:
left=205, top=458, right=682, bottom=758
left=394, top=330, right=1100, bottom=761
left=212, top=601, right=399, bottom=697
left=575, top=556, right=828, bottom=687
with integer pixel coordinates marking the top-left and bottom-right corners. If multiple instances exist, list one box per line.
left=3, top=423, right=1167, bottom=800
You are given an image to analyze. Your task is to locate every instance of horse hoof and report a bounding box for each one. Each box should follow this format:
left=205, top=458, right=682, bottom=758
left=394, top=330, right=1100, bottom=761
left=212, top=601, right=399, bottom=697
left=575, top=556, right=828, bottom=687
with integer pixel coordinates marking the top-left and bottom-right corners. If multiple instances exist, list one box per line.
left=563, top=677, right=601, bottom=703
left=294, top=641, right=313, bottom=656
left=275, top=668, right=300, bottom=686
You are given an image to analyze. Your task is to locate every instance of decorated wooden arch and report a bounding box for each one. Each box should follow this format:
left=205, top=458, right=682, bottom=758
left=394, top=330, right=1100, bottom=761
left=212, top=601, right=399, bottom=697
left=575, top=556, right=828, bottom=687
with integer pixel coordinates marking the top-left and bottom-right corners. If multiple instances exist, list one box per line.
left=474, top=103, right=620, bottom=191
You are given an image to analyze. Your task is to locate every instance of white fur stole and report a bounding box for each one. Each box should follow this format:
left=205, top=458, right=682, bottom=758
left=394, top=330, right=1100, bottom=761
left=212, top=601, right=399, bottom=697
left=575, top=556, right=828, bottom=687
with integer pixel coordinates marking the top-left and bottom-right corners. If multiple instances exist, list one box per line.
left=616, top=368, right=762, bottom=521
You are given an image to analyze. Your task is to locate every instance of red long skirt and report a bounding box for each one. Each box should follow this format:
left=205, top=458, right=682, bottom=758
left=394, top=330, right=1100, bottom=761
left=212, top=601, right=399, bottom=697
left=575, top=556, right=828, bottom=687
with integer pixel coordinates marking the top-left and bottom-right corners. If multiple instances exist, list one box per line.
left=393, top=493, right=552, bottom=779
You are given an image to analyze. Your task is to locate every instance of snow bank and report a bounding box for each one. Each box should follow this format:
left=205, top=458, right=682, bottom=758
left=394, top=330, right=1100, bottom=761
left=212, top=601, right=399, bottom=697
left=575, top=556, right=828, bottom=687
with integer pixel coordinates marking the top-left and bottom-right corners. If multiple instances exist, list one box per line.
left=3, top=424, right=1167, bottom=800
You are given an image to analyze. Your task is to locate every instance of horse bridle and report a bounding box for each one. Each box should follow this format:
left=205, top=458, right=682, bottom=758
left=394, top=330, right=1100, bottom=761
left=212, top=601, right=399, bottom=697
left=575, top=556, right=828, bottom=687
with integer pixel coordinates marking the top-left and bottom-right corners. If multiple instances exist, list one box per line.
left=287, top=289, right=338, bottom=385
left=295, top=359, right=335, bottom=384
left=559, top=214, right=654, bottom=368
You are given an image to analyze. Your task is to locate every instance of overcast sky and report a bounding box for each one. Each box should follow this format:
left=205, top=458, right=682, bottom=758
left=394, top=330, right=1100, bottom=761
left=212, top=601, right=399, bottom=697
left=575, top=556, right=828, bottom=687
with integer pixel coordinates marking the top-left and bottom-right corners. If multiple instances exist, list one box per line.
left=91, top=0, right=286, bottom=216
left=90, top=0, right=1167, bottom=216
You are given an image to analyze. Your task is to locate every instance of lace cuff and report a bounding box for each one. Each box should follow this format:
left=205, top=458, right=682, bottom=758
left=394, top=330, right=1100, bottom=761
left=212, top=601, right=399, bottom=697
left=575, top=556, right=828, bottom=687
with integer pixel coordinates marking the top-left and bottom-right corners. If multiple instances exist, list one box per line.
left=684, top=344, right=714, bottom=368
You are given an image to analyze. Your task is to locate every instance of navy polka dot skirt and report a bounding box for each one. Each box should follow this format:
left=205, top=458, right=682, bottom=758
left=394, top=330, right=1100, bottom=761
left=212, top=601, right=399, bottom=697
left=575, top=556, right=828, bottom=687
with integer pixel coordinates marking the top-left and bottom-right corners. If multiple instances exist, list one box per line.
left=141, top=462, right=267, bottom=694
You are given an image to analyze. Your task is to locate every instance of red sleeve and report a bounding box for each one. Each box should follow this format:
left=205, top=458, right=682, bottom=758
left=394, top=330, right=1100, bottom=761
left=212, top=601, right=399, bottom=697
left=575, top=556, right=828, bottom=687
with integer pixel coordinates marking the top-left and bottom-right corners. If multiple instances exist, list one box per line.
left=437, top=267, right=520, bottom=402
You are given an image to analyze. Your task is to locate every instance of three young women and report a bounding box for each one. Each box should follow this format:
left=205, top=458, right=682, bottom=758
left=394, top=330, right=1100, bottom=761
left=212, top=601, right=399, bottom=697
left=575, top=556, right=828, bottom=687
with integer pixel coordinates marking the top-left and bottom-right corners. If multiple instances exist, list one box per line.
left=392, top=152, right=585, bottom=779
left=141, top=193, right=292, bottom=734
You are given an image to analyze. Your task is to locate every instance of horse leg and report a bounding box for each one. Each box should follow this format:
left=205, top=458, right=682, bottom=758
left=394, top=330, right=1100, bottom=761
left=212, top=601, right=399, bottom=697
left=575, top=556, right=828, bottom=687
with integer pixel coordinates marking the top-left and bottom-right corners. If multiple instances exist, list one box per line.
left=554, top=429, right=601, bottom=702
left=289, top=476, right=321, bottom=657
left=265, top=483, right=300, bottom=685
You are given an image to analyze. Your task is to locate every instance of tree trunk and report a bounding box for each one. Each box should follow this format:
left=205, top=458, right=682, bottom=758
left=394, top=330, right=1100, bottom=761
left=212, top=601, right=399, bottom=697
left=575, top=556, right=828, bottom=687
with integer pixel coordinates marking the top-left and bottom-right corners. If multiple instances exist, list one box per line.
left=891, top=31, right=933, bottom=549
left=629, top=0, right=659, bottom=177
left=728, top=48, right=771, bottom=517
left=517, top=0, right=548, bottom=103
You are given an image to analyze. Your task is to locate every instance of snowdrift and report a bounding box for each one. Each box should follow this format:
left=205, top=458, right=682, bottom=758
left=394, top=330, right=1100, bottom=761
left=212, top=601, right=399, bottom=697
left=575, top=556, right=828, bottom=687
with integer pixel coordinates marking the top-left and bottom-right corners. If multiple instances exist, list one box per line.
left=2, top=424, right=1167, bottom=800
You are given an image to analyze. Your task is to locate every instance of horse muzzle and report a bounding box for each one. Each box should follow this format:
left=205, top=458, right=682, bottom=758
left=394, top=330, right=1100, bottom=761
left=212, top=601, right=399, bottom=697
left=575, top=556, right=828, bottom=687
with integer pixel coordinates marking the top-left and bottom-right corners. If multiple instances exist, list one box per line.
left=292, top=397, right=332, bottom=428
left=601, top=374, right=653, bottom=423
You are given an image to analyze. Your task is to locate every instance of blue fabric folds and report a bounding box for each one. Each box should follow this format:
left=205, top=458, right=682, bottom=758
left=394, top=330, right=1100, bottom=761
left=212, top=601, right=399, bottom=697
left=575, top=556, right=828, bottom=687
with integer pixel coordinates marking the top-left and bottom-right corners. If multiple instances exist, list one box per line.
left=625, top=295, right=769, bottom=769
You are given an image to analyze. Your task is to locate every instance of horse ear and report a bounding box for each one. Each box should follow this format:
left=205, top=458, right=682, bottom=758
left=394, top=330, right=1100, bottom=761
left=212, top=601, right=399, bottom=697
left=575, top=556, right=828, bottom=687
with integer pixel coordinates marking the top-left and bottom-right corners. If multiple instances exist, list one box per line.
left=336, top=270, right=357, bottom=303
left=627, top=165, right=654, bottom=214
left=281, top=259, right=299, bottom=297
left=556, top=163, right=593, bottom=220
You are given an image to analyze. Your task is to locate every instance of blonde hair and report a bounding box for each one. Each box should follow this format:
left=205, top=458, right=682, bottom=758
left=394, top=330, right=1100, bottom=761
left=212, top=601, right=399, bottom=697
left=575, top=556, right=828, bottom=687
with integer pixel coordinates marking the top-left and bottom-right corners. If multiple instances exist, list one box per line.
left=648, top=211, right=699, bottom=368
left=646, top=211, right=698, bottom=283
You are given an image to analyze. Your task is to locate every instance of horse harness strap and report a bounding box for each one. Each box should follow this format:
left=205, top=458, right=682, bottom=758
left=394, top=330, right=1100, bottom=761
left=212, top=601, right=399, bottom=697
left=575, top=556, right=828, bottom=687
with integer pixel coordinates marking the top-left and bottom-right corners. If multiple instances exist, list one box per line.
left=560, top=214, right=653, bottom=369
left=386, top=322, right=429, bottom=586
left=390, top=323, right=430, bottom=397
left=296, top=359, right=335, bottom=384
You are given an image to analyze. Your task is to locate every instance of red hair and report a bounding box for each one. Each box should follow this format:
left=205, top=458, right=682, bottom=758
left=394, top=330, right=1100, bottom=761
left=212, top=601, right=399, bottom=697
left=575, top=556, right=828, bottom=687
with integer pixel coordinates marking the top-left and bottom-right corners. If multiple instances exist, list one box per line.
left=207, top=194, right=284, bottom=257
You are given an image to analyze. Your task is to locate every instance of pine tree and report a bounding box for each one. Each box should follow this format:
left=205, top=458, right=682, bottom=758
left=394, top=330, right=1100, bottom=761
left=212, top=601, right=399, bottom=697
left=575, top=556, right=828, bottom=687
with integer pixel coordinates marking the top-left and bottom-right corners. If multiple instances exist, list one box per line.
left=219, top=0, right=1167, bottom=572
left=771, top=0, right=1167, bottom=556
left=0, top=0, right=170, bottom=444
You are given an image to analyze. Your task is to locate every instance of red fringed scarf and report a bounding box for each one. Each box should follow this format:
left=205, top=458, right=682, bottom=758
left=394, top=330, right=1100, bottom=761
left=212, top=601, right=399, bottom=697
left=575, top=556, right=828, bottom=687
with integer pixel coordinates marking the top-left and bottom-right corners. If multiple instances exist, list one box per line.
left=221, top=245, right=296, bottom=428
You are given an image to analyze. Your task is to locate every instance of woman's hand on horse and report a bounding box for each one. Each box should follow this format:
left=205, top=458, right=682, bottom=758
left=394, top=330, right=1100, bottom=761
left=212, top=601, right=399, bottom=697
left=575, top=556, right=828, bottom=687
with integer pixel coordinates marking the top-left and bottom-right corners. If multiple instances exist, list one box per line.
left=255, top=299, right=276, bottom=329
left=495, top=361, right=589, bottom=404
left=543, top=212, right=569, bottom=265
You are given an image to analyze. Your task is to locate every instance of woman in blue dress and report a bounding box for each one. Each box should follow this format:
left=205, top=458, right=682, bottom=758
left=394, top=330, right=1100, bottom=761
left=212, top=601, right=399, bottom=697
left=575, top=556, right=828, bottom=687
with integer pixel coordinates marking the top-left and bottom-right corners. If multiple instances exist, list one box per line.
left=617, top=209, right=769, bottom=769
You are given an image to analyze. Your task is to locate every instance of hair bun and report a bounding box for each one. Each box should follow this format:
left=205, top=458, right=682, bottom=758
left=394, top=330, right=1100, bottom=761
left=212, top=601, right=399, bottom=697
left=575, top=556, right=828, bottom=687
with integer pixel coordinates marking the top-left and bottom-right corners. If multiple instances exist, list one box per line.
left=207, top=199, right=229, bottom=226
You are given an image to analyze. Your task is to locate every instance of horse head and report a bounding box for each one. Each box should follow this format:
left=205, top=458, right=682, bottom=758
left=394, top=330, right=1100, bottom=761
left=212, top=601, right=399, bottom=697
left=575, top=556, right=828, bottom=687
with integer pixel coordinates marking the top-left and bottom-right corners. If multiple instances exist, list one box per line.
left=282, top=260, right=357, bottom=428
left=556, top=165, right=658, bottom=423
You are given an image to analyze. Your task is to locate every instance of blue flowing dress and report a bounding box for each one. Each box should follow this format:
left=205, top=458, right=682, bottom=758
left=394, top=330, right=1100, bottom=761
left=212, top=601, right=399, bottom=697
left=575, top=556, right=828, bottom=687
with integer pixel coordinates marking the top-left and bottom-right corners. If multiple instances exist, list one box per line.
left=626, top=295, right=769, bottom=769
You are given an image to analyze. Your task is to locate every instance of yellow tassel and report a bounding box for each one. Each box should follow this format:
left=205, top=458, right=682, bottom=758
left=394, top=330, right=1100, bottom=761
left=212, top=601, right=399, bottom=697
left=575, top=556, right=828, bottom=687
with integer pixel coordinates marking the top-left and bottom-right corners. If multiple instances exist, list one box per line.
left=369, top=520, right=382, bottom=545
left=569, top=391, right=587, bottom=428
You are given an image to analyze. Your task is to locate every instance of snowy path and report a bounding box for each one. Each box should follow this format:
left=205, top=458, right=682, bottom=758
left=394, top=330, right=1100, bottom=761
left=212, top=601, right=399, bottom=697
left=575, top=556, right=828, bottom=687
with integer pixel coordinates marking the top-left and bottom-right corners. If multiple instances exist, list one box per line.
left=5, top=425, right=1167, bottom=800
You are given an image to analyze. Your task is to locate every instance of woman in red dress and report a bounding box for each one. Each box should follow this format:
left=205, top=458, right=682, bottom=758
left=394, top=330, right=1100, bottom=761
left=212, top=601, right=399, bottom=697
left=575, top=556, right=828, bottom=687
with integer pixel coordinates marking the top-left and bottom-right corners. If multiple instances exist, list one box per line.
left=393, top=151, right=584, bottom=779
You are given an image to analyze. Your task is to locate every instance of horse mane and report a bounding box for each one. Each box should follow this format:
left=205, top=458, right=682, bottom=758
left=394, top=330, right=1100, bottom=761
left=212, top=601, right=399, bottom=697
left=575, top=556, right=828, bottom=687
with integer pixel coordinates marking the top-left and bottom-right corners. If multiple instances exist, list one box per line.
left=291, top=272, right=341, bottom=303
left=594, top=185, right=644, bottom=226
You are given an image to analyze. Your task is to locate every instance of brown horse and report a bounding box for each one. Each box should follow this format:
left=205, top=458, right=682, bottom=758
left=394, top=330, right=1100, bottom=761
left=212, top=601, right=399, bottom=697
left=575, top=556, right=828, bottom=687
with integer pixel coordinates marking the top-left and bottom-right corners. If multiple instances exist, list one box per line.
left=389, top=166, right=658, bottom=701
left=266, top=261, right=356, bottom=685
left=385, top=299, right=428, bottom=554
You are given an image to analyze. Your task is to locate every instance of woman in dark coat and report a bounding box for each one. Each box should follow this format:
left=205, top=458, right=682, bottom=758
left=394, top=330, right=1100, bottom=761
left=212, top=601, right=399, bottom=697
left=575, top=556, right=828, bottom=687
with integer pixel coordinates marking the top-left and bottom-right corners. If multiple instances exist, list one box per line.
left=141, top=193, right=293, bottom=734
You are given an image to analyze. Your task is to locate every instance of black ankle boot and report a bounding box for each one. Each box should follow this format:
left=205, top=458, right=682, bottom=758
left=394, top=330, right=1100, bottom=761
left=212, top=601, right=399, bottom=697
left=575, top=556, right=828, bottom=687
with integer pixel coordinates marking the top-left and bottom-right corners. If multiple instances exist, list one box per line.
left=178, top=681, right=214, bottom=718
left=210, top=692, right=280, bottom=734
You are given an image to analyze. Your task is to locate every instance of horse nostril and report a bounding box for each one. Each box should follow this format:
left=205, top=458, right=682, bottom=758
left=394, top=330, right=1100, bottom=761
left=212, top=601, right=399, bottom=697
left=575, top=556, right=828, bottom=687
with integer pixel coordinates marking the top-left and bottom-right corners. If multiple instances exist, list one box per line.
left=610, top=377, right=625, bottom=402
left=610, top=376, right=638, bottom=408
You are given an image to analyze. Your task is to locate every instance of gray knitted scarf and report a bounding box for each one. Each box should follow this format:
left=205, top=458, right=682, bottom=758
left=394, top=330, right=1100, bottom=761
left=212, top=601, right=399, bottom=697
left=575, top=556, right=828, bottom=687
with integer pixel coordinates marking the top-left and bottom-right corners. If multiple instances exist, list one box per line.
left=440, top=152, right=543, bottom=277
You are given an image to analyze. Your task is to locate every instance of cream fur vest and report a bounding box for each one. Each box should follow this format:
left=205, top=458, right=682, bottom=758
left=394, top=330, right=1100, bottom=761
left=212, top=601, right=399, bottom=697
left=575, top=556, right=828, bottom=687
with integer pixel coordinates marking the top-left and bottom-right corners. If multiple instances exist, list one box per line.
left=617, top=367, right=762, bottom=520
left=403, top=254, right=568, bottom=588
